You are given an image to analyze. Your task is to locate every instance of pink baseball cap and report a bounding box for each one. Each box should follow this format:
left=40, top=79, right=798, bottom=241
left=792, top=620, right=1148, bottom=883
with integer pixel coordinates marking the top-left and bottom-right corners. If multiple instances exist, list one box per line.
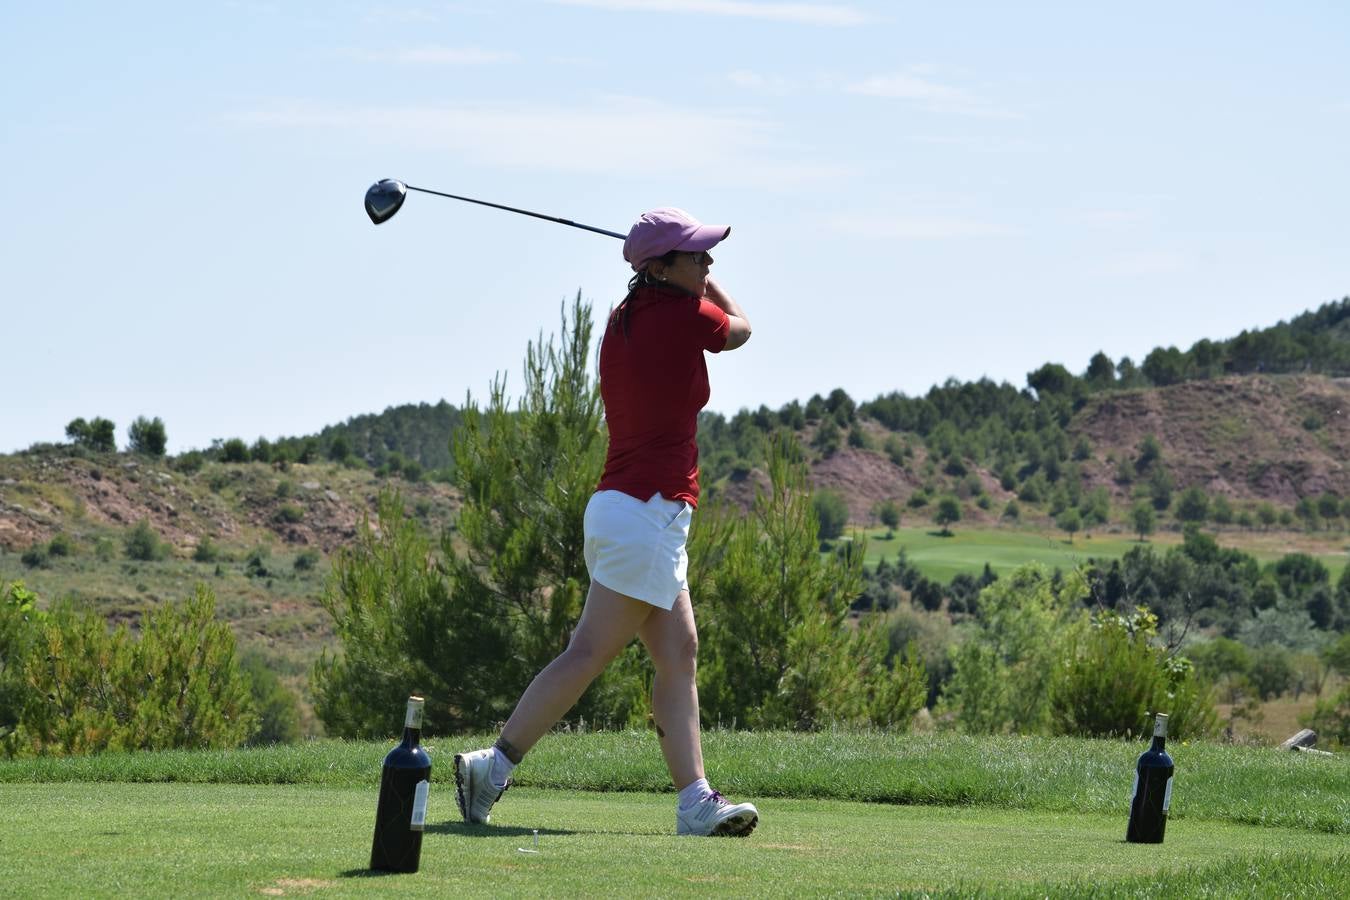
left=623, top=207, right=731, bottom=272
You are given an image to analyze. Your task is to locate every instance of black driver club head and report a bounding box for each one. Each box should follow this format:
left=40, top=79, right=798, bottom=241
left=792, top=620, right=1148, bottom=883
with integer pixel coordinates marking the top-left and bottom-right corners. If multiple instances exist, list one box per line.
left=365, top=178, right=407, bottom=225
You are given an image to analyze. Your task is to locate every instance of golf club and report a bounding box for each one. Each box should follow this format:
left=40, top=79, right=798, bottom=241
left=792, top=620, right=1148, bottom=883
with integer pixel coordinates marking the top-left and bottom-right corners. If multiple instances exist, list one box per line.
left=365, top=178, right=625, bottom=239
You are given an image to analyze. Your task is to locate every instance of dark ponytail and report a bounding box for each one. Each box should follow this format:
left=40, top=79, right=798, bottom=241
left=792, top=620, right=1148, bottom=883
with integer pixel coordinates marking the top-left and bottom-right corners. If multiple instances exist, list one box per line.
left=608, top=250, right=681, bottom=342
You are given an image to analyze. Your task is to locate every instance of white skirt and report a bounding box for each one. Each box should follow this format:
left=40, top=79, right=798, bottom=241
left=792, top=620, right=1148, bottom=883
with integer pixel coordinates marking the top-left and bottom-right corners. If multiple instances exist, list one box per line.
left=583, top=490, right=692, bottom=610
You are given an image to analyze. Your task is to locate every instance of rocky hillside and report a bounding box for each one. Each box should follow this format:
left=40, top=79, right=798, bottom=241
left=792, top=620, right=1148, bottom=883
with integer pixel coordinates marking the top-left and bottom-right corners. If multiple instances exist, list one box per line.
left=718, top=375, right=1348, bottom=525
left=0, top=454, right=457, bottom=555
left=1072, top=375, right=1349, bottom=504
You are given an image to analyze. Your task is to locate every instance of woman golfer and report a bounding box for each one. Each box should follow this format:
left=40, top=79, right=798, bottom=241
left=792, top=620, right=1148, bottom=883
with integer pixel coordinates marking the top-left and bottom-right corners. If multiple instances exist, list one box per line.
left=455, top=207, right=758, bottom=837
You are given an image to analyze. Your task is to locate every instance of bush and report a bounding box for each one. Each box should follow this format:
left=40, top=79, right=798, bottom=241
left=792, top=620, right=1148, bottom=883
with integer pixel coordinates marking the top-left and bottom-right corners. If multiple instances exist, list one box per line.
left=193, top=537, right=221, bottom=563
left=239, top=650, right=302, bottom=745
left=275, top=504, right=304, bottom=524
left=221, top=439, right=249, bottom=463
left=124, top=520, right=167, bottom=561
left=875, top=500, right=901, bottom=531
left=293, top=549, right=321, bottom=572
left=174, top=451, right=205, bottom=474
left=1174, top=486, right=1210, bottom=523
left=942, top=565, right=1083, bottom=734
left=20, top=545, right=49, bottom=569
left=0, top=582, right=41, bottom=756
left=1049, top=608, right=1216, bottom=740
left=11, top=586, right=256, bottom=755
left=244, top=547, right=271, bottom=579
left=46, top=533, right=75, bottom=558
left=1303, top=684, right=1350, bottom=748
left=1248, top=644, right=1295, bottom=700
left=812, top=490, right=849, bottom=541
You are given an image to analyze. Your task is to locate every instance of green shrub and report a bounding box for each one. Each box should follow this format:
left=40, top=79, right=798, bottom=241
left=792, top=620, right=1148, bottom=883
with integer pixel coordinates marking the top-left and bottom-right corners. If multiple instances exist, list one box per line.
left=220, top=439, right=249, bottom=463
left=19, top=545, right=48, bottom=569
left=239, top=650, right=301, bottom=745
left=244, top=547, right=271, bottom=579
left=812, top=490, right=849, bottom=541
left=293, top=549, right=321, bottom=572
left=1303, top=684, right=1350, bottom=748
left=174, top=451, right=205, bottom=474
left=275, top=504, right=304, bottom=524
left=1049, top=608, right=1216, bottom=740
left=11, top=586, right=256, bottom=755
left=93, top=537, right=117, bottom=562
left=942, top=565, right=1083, bottom=734
left=0, top=582, right=42, bottom=757
left=193, top=537, right=220, bottom=563
left=46, top=533, right=75, bottom=558
left=124, top=520, right=166, bottom=561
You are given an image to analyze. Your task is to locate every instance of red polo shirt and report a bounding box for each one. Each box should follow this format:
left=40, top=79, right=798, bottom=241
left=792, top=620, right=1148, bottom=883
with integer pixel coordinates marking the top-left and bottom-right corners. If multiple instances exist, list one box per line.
left=596, top=284, right=730, bottom=507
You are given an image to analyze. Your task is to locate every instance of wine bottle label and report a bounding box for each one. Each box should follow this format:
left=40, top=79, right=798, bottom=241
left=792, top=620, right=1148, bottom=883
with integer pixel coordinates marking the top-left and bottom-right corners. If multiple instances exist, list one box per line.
left=410, top=780, right=429, bottom=832
left=405, top=698, right=425, bottom=729
left=1162, top=776, right=1173, bottom=813
left=1154, top=714, right=1168, bottom=738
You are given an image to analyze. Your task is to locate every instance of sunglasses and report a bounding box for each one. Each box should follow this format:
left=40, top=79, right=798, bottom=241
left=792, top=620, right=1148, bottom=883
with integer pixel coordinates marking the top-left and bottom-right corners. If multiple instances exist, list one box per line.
left=680, top=251, right=713, bottom=266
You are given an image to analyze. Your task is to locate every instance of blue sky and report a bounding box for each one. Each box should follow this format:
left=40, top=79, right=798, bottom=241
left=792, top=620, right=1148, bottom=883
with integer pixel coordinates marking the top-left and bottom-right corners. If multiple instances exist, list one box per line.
left=3, top=1, right=1348, bottom=453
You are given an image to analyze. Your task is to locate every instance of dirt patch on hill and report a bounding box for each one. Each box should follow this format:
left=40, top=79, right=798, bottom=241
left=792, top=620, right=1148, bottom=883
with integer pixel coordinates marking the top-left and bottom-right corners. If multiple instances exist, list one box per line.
left=1071, top=375, right=1350, bottom=504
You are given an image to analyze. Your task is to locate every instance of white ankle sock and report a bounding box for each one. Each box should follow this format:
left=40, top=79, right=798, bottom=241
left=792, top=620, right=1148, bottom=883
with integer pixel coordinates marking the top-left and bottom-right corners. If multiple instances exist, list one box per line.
left=677, top=777, right=711, bottom=810
left=490, top=746, right=516, bottom=790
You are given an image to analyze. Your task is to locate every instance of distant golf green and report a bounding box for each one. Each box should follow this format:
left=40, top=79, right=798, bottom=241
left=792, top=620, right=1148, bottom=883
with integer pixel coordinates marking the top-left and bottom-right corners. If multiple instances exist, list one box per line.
left=855, top=526, right=1348, bottom=583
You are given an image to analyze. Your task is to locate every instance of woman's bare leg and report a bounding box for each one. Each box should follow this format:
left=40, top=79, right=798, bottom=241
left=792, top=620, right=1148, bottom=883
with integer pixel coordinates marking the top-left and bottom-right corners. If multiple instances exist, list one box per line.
left=637, top=590, right=704, bottom=789
left=497, top=580, right=654, bottom=757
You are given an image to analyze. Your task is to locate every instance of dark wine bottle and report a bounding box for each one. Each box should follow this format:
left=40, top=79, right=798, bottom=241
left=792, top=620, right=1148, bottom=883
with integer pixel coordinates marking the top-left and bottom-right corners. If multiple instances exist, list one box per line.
left=1126, top=712, right=1174, bottom=844
left=370, top=695, right=432, bottom=872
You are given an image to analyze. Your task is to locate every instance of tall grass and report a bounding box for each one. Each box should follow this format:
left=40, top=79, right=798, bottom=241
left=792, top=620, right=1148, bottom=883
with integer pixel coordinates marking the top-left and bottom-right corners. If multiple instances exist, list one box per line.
left=3, top=731, right=1344, bottom=834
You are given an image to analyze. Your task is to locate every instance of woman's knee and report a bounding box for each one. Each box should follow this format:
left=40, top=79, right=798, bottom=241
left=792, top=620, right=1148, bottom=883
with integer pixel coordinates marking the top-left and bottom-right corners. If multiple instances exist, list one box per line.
left=652, top=629, right=698, bottom=674
left=560, top=636, right=618, bottom=676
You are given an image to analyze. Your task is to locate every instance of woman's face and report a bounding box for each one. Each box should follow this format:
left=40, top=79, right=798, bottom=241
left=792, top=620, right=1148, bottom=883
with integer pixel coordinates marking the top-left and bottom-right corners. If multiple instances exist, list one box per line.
left=655, top=250, right=713, bottom=296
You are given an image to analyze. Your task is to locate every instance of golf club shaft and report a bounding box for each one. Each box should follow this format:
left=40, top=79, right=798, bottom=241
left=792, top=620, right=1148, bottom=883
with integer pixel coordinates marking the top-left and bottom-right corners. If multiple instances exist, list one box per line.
left=405, top=185, right=625, bottom=240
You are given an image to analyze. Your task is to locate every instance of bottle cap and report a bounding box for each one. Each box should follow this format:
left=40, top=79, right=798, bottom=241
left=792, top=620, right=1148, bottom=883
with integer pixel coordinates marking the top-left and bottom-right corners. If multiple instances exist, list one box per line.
left=405, top=695, right=425, bottom=729
left=1154, top=713, right=1168, bottom=737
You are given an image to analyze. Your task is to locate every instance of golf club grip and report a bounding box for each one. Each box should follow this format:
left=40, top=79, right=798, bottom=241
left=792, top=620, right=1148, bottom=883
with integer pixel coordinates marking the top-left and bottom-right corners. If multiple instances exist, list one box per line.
left=405, top=185, right=625, bottom=239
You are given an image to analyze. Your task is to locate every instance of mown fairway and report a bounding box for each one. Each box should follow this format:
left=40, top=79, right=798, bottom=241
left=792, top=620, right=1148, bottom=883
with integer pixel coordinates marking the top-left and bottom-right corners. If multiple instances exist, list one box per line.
left=1, top=783, right=1345, bottom=898
left=1, top=732, right=1344, bottom=897
left=860, top=525, right=1349, bottom=583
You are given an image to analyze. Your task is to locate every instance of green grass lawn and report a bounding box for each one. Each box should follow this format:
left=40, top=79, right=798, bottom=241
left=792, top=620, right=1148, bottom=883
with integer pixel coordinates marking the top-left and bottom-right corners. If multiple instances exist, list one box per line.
left=857, top=525, right=1348, bottom=583
left=1, top=783, right=1344, bottom=898
left=1, top=732, right=1345, bottom=897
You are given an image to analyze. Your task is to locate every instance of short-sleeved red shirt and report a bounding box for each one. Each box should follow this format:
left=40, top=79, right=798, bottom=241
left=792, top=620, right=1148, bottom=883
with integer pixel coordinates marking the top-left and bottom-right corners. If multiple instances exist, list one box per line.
left=596, top=284, right=730, bottom=507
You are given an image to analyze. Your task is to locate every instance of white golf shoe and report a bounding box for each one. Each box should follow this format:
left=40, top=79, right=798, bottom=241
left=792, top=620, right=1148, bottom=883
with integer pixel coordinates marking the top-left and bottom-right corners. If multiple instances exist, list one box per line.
left=454, top=748, right=509, bottom=824
left=676, top=790, right=759, bottom=837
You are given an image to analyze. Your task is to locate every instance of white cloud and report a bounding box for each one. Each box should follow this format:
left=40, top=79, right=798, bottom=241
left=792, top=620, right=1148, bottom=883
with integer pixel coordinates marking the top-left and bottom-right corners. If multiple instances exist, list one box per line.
left=826, top=213, right=1019, bottom=240
left=548, top=0, right=870, bottom=26
left=341, top=46, right=515, bottom=64
left=847, top=71, right=1019, bottom=119
left=228, top=97, right=851, bottom=186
